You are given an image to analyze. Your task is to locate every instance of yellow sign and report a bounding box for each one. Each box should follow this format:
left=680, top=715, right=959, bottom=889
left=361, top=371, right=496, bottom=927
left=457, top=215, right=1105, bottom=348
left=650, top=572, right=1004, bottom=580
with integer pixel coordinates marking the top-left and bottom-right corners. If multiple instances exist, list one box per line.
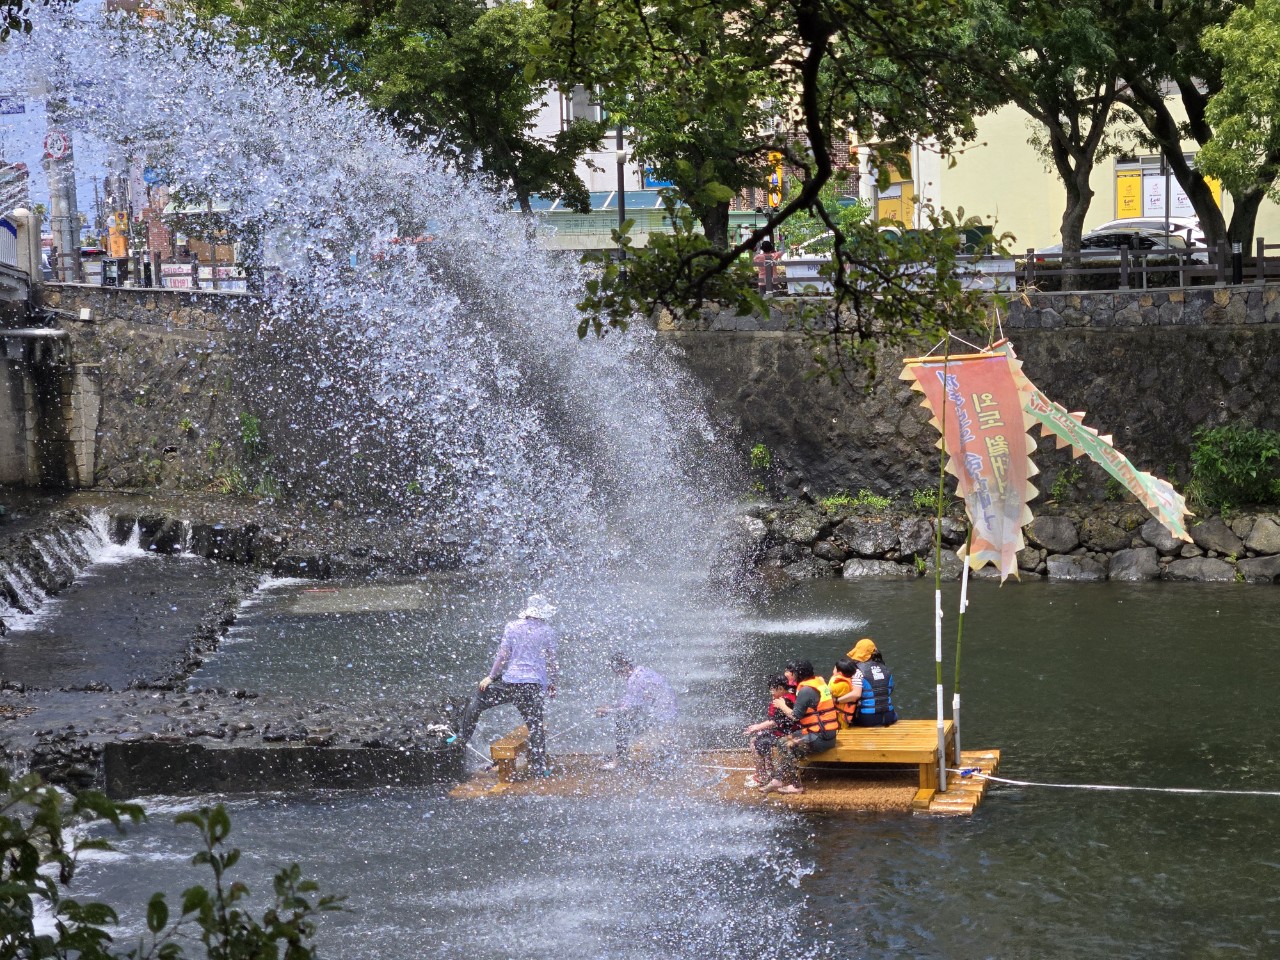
left=108, top=226, right=128, bottom=258
left=767, top=151, right=783, bottom=208
left=1206, top=176, right=1222, bottom=207
left=1116, top=170, right=1142, bottom=219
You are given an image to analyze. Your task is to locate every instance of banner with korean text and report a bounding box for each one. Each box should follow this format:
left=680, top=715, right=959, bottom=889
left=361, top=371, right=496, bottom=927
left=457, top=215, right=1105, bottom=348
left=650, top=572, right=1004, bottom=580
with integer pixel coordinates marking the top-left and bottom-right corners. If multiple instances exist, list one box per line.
left=999, top=343, right=1192, bottom=542
left=901, top=352, right=1039, bottom=581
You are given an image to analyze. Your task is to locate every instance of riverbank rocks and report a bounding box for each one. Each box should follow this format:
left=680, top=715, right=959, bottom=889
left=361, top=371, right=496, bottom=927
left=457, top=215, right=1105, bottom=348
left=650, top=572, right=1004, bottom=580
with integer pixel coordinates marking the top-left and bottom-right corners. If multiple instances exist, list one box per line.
left=1029, top=516, right=1078, bottom=554
left=1166, top=556, right=1236, bottom=582
left=1238, top=554, right=1280, bottom=583
left=740, top=501, right=1280, bottom=585
left=1245, top=516, right=1280, bottom=555
left=1108, top=548, right=1161, bottom=581
left=1047, top=554, right=1107, bottom=581
left=1189, top=518, right=1245, bottom=558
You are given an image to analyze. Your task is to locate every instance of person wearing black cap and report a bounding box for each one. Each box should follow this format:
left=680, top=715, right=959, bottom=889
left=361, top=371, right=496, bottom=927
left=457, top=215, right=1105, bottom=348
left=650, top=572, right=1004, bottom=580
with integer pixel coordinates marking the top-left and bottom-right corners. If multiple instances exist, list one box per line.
left=761, top=659, right=838, bottom=794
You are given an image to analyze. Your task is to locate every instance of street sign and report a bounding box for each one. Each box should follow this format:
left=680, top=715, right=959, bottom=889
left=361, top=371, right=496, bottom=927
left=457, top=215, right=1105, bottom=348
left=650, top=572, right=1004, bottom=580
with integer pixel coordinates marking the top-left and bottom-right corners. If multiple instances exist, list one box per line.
left=142, top=167, right=167, bottom=185
left=43, top=130, right=71, bottom=160
left=0, top=95, right=24, bottom=116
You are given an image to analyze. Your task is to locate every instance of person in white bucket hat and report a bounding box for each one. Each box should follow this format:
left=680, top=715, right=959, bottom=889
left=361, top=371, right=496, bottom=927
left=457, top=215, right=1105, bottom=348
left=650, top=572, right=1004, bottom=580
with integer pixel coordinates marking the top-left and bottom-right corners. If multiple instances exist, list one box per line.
left=454, top=594, right=559, bottom=775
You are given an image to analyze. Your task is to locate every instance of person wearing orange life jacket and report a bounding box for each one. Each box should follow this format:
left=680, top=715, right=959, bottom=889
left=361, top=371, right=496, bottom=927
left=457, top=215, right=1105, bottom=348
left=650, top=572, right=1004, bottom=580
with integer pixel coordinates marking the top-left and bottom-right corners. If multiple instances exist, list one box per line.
left=761, top=659, right=838, bottom=794
left=829, top=658, right=858, bottom=728
left=837, top=638, right=898, bottom=728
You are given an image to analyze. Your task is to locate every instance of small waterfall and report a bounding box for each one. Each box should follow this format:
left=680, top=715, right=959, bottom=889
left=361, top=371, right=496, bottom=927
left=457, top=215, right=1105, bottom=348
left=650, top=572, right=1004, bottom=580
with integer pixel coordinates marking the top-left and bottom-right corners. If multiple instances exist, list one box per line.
left=0, top=510, right=149, bottom=632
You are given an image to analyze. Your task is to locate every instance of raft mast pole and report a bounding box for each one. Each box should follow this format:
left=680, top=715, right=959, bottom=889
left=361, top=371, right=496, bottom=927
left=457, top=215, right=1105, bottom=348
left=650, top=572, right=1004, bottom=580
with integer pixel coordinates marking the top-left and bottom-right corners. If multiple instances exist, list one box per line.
left=932, top=349, right=950, bottom=795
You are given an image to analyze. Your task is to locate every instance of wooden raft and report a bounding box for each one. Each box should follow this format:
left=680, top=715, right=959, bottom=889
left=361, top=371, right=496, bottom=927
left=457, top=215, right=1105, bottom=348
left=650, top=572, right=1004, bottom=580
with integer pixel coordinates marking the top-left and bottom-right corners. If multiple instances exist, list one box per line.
left=452, top=722, right=1000, bottom=816
left=797, top=719, right=957, bottom=809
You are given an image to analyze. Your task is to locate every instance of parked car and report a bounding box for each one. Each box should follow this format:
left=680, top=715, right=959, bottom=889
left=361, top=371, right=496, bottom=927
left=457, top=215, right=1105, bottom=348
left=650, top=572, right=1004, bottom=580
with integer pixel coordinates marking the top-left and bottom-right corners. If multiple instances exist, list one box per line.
left=1033, top=226, right=1200, bottom=261
left=1089, top=217, right=1202, bottom=247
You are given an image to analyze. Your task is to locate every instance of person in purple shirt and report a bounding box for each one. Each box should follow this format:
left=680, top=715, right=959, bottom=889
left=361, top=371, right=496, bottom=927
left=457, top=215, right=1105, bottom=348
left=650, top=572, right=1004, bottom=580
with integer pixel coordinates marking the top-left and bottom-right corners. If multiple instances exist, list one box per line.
left=454, top=594, right=559, bottom=775
left=595, top=652, right=678, bottom=771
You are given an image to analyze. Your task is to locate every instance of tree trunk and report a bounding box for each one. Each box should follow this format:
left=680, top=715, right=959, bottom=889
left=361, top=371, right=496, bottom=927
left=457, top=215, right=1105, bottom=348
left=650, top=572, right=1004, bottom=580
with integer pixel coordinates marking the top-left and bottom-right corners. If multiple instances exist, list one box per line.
left=699, top=201, right=731, bottom=250
left=1227, top=188, right=1266, bottom=247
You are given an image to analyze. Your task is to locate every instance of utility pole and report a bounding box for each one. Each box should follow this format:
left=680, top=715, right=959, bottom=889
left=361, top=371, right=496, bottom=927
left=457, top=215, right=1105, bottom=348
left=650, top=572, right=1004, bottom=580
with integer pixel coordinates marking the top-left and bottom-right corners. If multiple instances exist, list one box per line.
left=42, top=99, right=81, bottom=283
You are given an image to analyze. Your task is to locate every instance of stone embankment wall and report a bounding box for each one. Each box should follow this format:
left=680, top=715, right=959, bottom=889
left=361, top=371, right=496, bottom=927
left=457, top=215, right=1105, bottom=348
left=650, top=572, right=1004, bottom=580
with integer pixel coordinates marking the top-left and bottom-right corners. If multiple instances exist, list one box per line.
left=740, top=501, right=1280, bottom=584
left=663, top=286, right=1280, bottom=498
left=37, top=285, right=263, bottom=491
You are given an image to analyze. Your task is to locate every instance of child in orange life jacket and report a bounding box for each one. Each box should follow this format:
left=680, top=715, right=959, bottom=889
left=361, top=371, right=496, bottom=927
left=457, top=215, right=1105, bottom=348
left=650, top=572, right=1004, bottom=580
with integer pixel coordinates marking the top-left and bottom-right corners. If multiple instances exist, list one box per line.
left=741, top=674, right=800, bottom=789
left=829, top=657, right=858, bottom=728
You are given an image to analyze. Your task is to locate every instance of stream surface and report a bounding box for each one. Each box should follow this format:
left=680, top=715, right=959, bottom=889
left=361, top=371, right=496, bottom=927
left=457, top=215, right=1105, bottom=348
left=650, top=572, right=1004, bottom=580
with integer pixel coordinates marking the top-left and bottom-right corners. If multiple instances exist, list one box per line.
left=50, top=574, right=1280, bottom=958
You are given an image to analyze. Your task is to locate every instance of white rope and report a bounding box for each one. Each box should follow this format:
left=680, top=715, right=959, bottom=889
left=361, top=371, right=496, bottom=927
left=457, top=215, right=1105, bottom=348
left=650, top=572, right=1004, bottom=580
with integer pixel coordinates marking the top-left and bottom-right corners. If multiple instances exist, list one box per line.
left=922, top=332, right=988, bottom=357
left=950, top=769, right=1280, bottom=798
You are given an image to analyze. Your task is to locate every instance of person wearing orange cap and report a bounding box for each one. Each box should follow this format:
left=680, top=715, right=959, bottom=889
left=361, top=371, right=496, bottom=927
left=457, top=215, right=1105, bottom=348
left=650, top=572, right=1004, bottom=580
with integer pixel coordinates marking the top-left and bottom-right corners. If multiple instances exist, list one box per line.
left=837, top=638, right=898, bottom=727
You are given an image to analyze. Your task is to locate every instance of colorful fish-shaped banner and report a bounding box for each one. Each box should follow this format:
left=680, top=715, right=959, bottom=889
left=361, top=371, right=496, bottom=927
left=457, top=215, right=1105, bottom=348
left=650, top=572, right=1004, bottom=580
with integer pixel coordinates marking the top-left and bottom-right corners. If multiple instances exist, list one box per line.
left=998, top=343, right=1193, bottom=542
left=901, top=352, right=1039, bottom=581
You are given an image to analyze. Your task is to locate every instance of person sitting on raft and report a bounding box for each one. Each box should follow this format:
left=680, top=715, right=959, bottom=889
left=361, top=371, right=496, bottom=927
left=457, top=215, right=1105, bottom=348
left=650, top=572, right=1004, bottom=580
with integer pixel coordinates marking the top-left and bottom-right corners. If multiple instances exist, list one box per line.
left=742, top=673, right=800, bottom=789
left=595, top=653, right=679, bottom=771
left=837, top=638, right=898, bottom=727
left=760, top=659, right=839, bottom=795
left=829, top=658, right=856, bottom=728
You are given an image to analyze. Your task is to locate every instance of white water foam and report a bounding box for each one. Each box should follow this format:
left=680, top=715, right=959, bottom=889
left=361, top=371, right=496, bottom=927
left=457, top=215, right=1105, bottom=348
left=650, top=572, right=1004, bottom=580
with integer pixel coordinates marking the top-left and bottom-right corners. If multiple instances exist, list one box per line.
left=1, top=510, right=152, bottom=633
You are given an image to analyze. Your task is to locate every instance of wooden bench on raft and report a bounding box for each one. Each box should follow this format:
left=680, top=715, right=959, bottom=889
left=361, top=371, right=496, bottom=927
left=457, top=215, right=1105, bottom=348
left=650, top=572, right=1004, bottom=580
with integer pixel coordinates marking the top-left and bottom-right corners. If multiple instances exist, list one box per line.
left=489, top=725, right=530, bottom=784
left=797, top=719, right=956, bottom=807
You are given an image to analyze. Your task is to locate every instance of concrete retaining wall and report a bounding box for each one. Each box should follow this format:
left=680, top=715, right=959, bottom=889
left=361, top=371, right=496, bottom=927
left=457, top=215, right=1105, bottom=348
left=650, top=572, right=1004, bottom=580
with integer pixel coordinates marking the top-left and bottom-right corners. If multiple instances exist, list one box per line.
left=662, top=286, right=1280, bottom=497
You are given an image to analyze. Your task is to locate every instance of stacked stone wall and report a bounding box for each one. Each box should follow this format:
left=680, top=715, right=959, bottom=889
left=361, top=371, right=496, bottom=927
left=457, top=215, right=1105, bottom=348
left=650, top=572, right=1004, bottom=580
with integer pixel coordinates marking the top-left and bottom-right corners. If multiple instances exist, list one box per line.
left=664, top=287, right=1280, bottom=500
left=39, top=286, right=262, bottom=490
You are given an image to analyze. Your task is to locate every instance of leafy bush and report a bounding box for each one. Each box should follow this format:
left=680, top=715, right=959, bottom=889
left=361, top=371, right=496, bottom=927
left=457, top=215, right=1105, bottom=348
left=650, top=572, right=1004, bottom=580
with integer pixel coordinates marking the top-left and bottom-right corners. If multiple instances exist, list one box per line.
left=1189, top=423, right=1280, bottom=511
left=1050, top=463, right=1083, bottom=501
left=820, top=489, right=892, bottom=513
left=749, top=443, right=772, bottom=471
left=0, top=769, right=341, bottom=960
left=910, top=487, right=941, bottom=513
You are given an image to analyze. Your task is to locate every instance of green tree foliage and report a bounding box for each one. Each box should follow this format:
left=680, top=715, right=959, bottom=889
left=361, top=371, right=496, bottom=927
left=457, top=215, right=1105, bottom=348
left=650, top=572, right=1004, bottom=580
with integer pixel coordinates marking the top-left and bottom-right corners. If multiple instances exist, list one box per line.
left=1110, top=1, right=1266, bottom=248
left=777, top=179, right=870, bottom=252
left=0, top=769, right=341, bottom=959
left=1197, top=0, right=1280, bottom=206
left=972, top=1, right=1128, bottom=260
left=537, top=0, right=1004, bottom=375
left=187, top=0, right=604, bottom=213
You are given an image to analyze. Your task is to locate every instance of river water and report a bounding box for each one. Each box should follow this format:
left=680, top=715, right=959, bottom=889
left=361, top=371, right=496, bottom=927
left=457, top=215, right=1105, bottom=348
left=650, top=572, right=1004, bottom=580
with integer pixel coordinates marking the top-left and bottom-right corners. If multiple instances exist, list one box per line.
left=63, top=575, right=1280, bottom=959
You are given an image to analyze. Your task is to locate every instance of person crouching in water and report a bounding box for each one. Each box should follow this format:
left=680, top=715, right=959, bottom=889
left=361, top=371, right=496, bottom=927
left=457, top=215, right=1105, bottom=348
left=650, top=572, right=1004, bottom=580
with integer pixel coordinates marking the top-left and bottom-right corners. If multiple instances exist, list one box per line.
left=838, top=638, right=898, bottom=727
left=595, top=653, right=679, bottom=771
left=762, top=659, right=839, bottom=795
left=742, top=674, right=800, bottom=788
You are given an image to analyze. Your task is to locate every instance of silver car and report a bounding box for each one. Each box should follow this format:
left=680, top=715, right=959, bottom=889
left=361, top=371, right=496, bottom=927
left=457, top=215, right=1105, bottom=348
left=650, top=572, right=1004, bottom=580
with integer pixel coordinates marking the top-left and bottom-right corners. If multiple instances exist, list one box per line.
left=1034, top=226, right=1197, bottom=261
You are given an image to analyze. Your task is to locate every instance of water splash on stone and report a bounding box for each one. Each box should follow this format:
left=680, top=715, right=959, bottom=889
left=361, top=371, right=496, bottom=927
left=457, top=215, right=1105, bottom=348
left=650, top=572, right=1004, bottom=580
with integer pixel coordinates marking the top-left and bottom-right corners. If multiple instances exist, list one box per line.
left=3, top=10, right=745, bottom=638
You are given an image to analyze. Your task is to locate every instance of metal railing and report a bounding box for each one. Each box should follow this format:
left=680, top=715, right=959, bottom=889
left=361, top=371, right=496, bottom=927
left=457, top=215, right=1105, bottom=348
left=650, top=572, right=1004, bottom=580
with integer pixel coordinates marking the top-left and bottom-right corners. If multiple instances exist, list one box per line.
left=770, top=238, right=1280, bottom=296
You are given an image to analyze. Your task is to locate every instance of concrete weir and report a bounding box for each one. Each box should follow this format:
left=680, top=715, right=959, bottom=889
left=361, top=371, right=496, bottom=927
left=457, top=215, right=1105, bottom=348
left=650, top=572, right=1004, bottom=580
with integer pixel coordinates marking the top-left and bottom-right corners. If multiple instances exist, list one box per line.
left=1, top=686, right=465, bottom=798
left=103, top=741, right=462, bottom=799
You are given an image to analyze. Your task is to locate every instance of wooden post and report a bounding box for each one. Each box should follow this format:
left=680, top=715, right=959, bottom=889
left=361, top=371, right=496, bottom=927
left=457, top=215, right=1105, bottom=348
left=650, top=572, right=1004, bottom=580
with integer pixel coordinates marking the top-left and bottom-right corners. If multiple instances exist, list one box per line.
left=1257, top=237, right=1267, bottom=286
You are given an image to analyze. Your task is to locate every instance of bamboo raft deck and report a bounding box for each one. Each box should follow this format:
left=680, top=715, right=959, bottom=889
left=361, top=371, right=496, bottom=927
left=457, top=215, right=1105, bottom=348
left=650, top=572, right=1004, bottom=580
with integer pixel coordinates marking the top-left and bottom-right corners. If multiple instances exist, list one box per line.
left=448, top=724, right=1001, bottom=816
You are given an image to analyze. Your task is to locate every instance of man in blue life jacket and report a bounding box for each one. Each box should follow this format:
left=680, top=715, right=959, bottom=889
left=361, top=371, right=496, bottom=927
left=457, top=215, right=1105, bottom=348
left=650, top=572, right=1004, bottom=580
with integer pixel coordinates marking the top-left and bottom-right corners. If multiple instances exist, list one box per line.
left=838, top=638, right=898, bottom=727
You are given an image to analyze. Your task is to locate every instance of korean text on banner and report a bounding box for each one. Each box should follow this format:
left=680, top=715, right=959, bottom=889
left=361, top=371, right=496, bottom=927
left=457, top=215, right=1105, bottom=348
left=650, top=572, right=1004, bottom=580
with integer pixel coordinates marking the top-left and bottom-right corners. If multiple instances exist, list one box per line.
left=998, top=344, right=1192, bottom=542
left=901, top=354, right=1038, bottom=580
